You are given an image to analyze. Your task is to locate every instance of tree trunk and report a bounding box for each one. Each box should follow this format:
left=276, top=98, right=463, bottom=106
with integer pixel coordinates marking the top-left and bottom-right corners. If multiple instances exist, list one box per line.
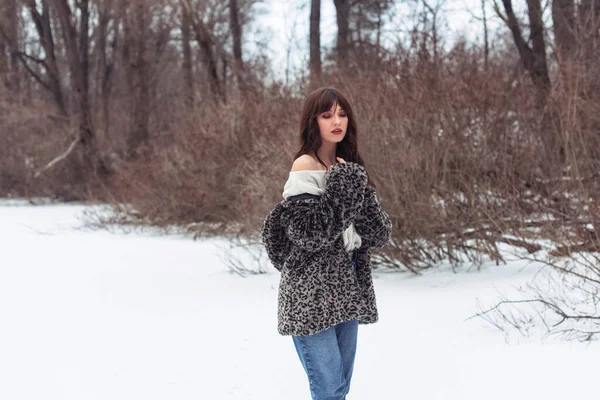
left=422, top=0, right=440, bottom=66
left=79, top=0, right=90, bottom=97
left=375, top=2, right=383, bottom=52
left=97, top=0, right=117, bottom=140
left=50, top=0, right=107, bottom=177
left=552, top=0, right=576, bottom=61
left=22, top=0, right=66, bottom=114
left=526, top=0, right=550, bottom=90
left=0, top=0, right=17, bottom=90
left=229, top=0, right=245, bottom=93
left=309, top=0, right=321, bottom=85
left=182, top=0, right=222, bottom=101
left=501, top=0, right=551, bottom=98
left=181, top=0, right=194, bottom=107
left=333, top=0, right=350, bottom=67
left=482, top=0, right=489, bottom=72
left=0, top=9, right=7, bottom=86
left=126, top=0, right=150, bottom=158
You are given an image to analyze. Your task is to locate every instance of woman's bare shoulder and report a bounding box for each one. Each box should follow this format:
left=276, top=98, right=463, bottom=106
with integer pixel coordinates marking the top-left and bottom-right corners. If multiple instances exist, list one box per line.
left=291, top=154, right=322, bottom=172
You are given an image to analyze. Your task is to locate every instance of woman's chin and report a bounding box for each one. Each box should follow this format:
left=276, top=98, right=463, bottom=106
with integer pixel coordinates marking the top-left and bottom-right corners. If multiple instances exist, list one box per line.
left=325, top=135, right=345, bottom=143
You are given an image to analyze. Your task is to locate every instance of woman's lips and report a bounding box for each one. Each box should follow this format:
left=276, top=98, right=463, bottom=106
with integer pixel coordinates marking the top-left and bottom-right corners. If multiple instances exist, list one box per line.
left=332, top=130, right=343, bottom=135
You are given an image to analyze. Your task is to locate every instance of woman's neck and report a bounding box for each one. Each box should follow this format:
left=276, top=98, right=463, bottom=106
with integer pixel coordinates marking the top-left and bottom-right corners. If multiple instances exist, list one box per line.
left=316, top=142, right=337, bottom=167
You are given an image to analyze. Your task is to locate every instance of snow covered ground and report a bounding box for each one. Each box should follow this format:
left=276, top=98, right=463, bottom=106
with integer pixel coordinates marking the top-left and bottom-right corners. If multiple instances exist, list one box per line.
left=0, top=201, right=597, bottom=400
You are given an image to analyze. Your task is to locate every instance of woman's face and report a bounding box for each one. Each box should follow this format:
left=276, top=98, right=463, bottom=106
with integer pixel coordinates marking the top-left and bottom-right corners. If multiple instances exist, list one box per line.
left=316, top=102, right=348, bottom=145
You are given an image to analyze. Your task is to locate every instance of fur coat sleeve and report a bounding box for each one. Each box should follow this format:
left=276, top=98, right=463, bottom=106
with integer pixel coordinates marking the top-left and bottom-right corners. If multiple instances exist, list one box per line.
left=279, top=162, right=368, bottom=253
left=261, top=161, right=393, bottom=272
left=353, top=185, right=393, bottom=248
left=261, top=162, right=367, bottom=270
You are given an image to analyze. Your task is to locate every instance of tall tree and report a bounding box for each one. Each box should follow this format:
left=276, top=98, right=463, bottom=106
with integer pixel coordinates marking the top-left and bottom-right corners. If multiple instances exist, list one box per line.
left=481, top=0, right=489, bottom=72
left=331, top=0, right=394, bottom=69
left=499, top=0, right=551, bottom=98
left=17, top=0, right=66, bottom=114
left=333, top=0, right=350, bottom=65
left=124, top=0, right=151, bottom=157
left=7, top=0, right=20, bottom=91
left=0, top=1, right=10, bottom=87
left=50, top=0, right=107, bottom=176
left=182, top=0, right=223, bottom=101
left=229, top=0, right=245, bottom=92
left=552, top=0, right=576, bottom=61
left=181, top=0, right=194, bottom=107
left=421, top=0, right=444, bottom=66
left=309, top=0, right=321, bottom=84
left=96, top=0, right=120, bottom=139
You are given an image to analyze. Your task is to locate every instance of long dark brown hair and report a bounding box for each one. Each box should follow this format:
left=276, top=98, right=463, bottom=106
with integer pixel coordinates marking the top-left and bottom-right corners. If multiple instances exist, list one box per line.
left=293, top=86, right=375, bottom=188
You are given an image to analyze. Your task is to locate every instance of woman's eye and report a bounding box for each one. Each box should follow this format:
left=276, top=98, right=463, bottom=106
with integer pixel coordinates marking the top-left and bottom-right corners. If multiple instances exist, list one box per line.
left=339, top=113, right=347, bottom=117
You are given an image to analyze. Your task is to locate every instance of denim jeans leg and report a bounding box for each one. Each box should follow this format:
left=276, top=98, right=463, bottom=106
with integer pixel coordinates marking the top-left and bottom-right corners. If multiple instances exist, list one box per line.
left=335, top=319, right=359, bottom=396
left=292, top=325, right=347, bottom=400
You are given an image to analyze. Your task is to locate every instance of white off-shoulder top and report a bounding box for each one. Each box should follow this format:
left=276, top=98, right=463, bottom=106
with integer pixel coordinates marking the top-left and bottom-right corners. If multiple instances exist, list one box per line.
left=282, top=169, right=362, bottom=252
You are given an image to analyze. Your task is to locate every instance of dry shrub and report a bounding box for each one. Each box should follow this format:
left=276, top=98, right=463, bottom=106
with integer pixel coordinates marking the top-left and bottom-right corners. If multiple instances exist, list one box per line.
left=469, top=26, right=600, bottom=341
left=100, top=32, right=600, bottom=276
left=4, top=22, right=600, bottom=287
left=102, top=84, right=302, bottom=235
left=296, top=41, right=551, bottom=272
left=0, top=96, right=91, bottom=200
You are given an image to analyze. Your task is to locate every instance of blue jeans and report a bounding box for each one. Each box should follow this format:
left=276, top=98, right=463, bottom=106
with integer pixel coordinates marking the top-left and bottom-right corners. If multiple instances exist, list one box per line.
left=291, top=259, right=359, bottom=400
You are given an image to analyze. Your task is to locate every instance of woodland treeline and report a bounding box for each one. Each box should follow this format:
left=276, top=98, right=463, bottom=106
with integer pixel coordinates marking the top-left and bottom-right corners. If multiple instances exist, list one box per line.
left=0, top=1, right=599, bottom=257
left=2, top=0, right=600, bottom=339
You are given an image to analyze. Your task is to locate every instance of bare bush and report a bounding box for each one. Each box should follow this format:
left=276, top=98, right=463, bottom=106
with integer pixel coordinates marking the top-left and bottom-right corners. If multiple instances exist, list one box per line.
left=0, top=97, right=93, bottom=200
left=472, top=249, right=600, bottom=342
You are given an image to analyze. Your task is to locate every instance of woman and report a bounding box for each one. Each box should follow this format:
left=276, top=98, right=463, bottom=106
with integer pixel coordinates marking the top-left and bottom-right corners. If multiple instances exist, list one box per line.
left=261, top=87, right=392, bottom=400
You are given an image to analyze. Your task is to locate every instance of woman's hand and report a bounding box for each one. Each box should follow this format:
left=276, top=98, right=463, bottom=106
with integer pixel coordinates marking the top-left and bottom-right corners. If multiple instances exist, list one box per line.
left=336, top=157, right=345, bottom=164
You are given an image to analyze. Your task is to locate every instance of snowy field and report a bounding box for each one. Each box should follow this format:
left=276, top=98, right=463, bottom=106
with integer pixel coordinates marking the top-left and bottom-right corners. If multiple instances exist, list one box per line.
left=0, top=201, right=597, bottom=400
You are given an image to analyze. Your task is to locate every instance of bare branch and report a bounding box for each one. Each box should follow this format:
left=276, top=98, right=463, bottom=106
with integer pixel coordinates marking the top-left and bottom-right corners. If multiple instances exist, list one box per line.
left=16, top=52, right=50, bottom=90
left=34, top=137, right=80, bottom=178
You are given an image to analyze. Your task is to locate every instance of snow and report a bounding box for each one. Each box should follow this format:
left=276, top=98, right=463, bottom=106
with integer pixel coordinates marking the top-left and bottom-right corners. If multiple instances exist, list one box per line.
left=0, top=202, right=597, bottom=400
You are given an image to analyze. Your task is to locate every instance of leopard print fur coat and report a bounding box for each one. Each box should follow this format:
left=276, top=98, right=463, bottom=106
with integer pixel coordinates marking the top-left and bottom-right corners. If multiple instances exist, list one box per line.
left=261, top=162, right=393, bottom=336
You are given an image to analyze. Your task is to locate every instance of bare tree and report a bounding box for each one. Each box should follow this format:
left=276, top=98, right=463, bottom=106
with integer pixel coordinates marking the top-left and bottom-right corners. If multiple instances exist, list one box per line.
left=50, top=0, right=107, bottom=176
left=497, top=0, right=551, bottom=99
left=333, top=0, right=350, bottom=65
left=309, top=0, right=321, bottom=85
left=182, top=0, right=223, bottom=101
left=421, top=0, right=445, bottom=66
left=552, top=0, right=576, bottom=61
left=123, top=0, right=151, bottom=158
left=181, top=0, right=194, bottom=107
left=482, top=0, right=489, bottom=72
left=95, top=0, right=120, bottom=139
left=17, top=0, right=66, bottom=114
left=0, top=0, right=20, bottom=91
left=0, top=30, right=5, bottom=85
left=332, top=0, right=394, bottom=69
left=0, top=3, right=9, bottom=87
left=229, top=0, right=245, bottom=93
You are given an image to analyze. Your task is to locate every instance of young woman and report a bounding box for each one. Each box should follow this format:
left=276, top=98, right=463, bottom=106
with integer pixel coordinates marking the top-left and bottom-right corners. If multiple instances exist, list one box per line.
left=261, top=87, right=393, bottom=400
